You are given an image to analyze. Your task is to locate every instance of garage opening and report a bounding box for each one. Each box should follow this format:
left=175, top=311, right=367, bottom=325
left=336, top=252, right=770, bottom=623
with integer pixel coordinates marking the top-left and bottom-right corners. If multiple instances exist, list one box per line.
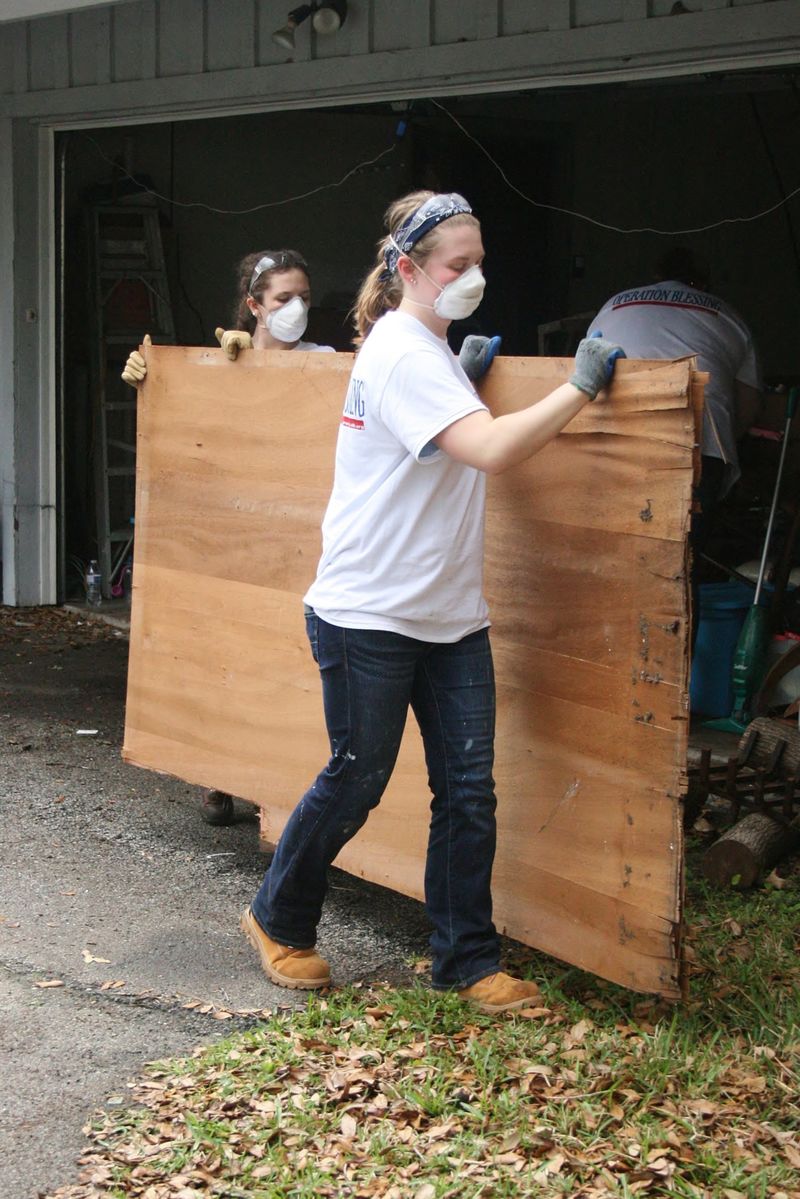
left=58, top=71, right=800, bottom=720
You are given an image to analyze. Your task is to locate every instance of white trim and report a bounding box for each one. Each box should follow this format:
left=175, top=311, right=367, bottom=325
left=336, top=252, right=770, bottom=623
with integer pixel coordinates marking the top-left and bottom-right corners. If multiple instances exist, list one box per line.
left=2, top=121, right=56, bottom=606
left=0, top=118, right=14, bottom=604
left=37, top=123, right=57, bottom=604
left=14, top=45, right=800, bottom=135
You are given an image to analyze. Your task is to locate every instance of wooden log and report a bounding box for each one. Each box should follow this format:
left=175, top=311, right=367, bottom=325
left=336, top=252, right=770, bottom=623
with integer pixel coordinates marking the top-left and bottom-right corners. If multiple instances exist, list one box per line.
left=738, top=715, right=800, bottom=777
left=701, top=812, right=800, bottom=888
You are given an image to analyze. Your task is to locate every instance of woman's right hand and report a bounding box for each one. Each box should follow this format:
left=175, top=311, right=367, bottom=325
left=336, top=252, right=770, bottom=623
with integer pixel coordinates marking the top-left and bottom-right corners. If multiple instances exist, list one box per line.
left=215, top=328, right=253, bottom=360
left=120, top=333, right=151, bottom=388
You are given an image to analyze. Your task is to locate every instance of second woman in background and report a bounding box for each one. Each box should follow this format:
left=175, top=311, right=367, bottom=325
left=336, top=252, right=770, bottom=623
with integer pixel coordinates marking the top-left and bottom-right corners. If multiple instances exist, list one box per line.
left=121, top=248, right=334, bottom=825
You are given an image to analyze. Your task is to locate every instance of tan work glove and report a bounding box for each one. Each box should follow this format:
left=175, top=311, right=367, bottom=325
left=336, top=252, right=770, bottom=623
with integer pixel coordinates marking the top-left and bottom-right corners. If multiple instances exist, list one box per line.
left=120, top=333, right=152, bottom=387
left=215, top=327, right=253, bottom=360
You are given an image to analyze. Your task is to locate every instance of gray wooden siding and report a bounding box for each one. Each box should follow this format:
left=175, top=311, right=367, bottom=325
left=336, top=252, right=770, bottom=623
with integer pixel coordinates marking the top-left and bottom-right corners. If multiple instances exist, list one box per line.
left=0, top=0, right=795, bottom=113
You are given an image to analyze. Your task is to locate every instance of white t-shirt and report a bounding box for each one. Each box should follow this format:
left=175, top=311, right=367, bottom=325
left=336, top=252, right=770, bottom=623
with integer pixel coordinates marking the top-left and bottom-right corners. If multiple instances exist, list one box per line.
left=587, top=280, right=760, bottom=490
left=295, top=340, right=335, bottom=353
left=305, top=309, right=490, bottom=642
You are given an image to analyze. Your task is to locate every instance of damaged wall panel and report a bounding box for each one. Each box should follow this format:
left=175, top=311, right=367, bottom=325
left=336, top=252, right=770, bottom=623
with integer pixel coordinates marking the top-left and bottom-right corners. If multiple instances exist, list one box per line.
left=123, top=347, right=699, bottom=998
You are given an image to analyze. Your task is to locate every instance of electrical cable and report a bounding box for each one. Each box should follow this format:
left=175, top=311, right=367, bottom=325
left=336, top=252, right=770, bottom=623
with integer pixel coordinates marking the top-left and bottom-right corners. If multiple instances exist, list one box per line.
left=81, top=99, right=800, bottom=237
left=748, top=92, right=800, bottom=285
left=430, top=98, right=800, bottom=237
left=80, top=132, right=397, bottom=214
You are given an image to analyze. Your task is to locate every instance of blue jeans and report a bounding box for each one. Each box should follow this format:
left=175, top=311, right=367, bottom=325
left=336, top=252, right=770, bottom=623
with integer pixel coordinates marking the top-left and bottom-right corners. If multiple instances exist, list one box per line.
left=251, top=613, right=501, bottom=989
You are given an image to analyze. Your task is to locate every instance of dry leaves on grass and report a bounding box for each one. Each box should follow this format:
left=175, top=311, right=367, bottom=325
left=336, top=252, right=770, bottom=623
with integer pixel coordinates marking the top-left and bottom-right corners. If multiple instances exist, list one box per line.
left=40, top=974, right=800, bottom=1199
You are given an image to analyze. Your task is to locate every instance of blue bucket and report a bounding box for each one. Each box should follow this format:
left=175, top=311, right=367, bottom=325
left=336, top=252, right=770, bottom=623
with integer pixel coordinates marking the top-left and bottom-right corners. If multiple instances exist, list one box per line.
left=689, top=582, right=756, bottom=716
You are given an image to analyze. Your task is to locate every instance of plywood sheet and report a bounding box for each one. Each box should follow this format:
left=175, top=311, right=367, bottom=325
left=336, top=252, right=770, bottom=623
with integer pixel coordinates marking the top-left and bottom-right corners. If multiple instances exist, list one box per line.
left=124, top=346, right=699, bottom=998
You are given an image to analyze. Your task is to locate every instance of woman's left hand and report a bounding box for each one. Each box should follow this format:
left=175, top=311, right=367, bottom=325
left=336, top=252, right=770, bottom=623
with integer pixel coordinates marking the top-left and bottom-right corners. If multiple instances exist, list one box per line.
left=570, top=334, right=626, bottom=400
left=215, top=328, right=254, bottom=361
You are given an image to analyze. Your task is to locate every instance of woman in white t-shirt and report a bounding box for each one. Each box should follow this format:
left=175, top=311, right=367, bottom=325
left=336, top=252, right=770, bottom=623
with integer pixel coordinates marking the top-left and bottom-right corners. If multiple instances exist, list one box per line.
left=215, top=247, right=336, bottom=359
left=122, top=247, right=335, bottom=383
left=121, top=248, right=334, bottom=827
left=240, top=193, right=623, bottom=1013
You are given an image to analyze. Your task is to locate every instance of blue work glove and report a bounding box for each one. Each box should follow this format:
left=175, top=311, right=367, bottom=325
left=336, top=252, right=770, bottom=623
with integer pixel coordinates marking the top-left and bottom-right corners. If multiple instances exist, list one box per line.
left=459, top=334, right=502, bottom=382
left=570, top=331, right=626, bottom=399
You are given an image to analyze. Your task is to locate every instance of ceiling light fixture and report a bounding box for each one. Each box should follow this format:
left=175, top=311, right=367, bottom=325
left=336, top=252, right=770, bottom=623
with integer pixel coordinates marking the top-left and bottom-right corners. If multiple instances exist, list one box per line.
left=272, top=1, right=348, bottom=50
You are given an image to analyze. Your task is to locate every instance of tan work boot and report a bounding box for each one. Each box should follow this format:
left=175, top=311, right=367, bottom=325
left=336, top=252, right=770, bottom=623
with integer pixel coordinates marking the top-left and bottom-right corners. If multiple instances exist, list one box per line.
left=239, top=907, right=330, bottom=990
left=458, top=972, right=543, bottom=1014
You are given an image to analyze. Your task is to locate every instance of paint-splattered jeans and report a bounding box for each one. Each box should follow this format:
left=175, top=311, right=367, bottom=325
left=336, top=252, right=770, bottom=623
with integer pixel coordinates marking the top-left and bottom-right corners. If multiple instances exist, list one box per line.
left=251, top=613, right=501, bottom=989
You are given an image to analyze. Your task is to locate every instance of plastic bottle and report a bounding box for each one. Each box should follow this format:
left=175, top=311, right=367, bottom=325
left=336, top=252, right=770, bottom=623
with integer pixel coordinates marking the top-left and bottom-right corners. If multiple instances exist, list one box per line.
left=85, top=559, right=102, bottom=606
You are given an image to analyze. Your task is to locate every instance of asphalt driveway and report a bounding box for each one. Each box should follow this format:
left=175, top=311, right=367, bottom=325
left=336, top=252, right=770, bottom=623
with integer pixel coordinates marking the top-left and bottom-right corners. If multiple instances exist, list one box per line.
left=0, top=606, right=431, bottom=1199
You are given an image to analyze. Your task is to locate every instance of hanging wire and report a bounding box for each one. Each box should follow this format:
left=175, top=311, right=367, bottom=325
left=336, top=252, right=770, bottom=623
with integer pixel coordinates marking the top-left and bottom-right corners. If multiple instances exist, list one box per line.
left=430, top=98, right=800, bottom=236
left=82, top=99, right=800, bottom=237
left=80, top=131, right=398, bottom=215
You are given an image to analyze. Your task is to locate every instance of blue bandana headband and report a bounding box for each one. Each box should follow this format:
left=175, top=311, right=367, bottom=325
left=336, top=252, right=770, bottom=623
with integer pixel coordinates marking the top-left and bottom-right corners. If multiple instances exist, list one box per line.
left=380, top=192, right=472, bottom=281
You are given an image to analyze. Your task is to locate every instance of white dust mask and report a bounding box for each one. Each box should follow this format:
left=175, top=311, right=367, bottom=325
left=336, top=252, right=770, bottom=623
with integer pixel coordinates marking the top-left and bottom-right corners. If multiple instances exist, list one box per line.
left=408, top=260, right=486, bottom=321
left=264, top=295, right=308, bottom=343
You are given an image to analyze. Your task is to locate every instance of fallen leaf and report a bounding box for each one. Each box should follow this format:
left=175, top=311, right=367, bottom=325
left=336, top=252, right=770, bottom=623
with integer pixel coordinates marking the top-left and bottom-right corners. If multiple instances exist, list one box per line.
left=82, top=948, right=111, bottom=964
left=684, top=1098, right=719, bottom=1116
left=533, top=1153, right=565, bottom=1183
left=765, top=869, right=788, bottom=889
left=783, top=1144, right=800, bottom=1168
left=341, top=1114, right=357, bottom=1138
left=35, top=979, right=64, bottom=988
left=572, top=1018, right=592, bottom=1039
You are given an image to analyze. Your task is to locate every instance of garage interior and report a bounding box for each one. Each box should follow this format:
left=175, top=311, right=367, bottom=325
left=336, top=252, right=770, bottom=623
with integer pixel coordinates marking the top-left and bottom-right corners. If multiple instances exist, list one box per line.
left=58, top=68, right=800, bottom=722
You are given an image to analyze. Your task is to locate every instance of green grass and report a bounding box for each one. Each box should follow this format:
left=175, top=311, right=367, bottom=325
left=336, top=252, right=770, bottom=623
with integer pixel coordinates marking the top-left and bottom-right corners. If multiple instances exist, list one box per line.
left=47, top=854, right=800, bottom=1199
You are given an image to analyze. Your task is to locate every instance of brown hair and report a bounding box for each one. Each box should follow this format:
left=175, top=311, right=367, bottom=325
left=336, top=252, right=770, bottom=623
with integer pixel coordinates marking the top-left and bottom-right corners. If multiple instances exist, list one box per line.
left=233, top=249, right=310, bottom=332
left=655, top=246, right=709, bottom=291
left=350, top=191, right=480, bottom=347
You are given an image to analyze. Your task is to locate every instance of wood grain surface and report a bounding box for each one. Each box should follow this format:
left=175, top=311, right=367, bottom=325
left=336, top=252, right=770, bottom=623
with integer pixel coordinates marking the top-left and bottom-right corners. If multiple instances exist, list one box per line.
left=123, top=346, right=701, bottom=997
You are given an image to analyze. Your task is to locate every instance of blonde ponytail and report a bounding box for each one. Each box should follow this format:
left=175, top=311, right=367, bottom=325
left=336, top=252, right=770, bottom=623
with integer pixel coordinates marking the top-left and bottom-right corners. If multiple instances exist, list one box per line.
left=351, top=190, right=481, bottom=347
left=351, top=190, right=436, bottom=347
left=351, top=262, right=403, bottom=348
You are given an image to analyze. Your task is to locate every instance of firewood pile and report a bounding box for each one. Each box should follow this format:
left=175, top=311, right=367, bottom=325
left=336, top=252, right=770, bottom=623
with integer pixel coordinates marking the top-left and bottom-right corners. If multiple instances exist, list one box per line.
left=687, top=717, right=800, bottom=887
